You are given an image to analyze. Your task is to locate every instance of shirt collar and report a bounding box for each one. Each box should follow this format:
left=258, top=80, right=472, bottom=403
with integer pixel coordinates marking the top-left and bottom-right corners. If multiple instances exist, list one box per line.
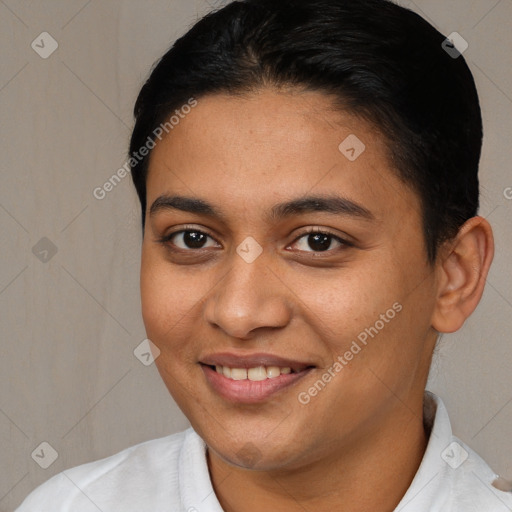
left=393, top=390, right=454, bottom=510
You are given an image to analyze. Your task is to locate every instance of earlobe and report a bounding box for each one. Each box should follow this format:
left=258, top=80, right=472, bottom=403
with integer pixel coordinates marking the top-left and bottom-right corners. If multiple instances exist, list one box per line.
left=431, top=216, right=494, bottom=333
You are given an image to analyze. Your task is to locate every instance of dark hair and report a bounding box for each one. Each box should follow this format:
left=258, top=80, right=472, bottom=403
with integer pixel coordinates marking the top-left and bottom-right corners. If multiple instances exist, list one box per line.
left=129, top=0, right=482, bottom=263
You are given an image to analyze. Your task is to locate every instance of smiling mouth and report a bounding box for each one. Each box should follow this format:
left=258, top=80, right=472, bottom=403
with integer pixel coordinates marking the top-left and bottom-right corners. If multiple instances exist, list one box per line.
left=207, top=364, right=309, bottom=381
left=200, top=362, right=315, bottom=403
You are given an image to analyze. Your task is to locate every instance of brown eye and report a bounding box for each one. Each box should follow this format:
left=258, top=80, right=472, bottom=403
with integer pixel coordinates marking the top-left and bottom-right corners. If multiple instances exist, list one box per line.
left=291, top=229, right=351, bottom=254
left=159, top=229, right=219, bottom=251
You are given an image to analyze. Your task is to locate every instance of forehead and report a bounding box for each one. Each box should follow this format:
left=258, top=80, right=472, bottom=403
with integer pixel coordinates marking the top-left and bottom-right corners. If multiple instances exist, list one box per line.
left=145, top=88, right=419, bottom=226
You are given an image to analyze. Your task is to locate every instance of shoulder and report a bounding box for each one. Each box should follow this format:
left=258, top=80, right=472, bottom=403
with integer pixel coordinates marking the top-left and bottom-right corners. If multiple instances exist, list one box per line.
left=15, top=428, right=192, bottom=512
left=447, top=437, right=512, bottom=512
left=397, top=393, right=512, bottom=511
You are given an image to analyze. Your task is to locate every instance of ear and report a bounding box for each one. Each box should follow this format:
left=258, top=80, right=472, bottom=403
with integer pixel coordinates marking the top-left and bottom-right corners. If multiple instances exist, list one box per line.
left=432, top=216, right=494, bottom=333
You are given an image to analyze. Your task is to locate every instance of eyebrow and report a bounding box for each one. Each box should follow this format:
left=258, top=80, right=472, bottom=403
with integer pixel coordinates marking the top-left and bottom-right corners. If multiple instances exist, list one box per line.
left=149, top=194, right=375, bottom=222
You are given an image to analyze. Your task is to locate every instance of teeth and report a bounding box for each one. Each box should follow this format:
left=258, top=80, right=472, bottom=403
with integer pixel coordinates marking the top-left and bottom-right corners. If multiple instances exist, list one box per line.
left=266, top=366, right=281, bottom=378
left=248, top=367, right=267, bottom=381
left=214, top=365, right=294, bottom=380
left=230, top=368, right=248, bottom=380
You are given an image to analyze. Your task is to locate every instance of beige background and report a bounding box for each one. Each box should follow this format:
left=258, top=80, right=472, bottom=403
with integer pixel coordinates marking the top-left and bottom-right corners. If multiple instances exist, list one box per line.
left=1, top=0, right=511, bottom=510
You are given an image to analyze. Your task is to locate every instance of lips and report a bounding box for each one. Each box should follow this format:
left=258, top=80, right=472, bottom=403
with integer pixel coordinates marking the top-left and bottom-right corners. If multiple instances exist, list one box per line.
left=199, top=352, right=315, bottom=404
left=200, top=352, right=313, bottom=373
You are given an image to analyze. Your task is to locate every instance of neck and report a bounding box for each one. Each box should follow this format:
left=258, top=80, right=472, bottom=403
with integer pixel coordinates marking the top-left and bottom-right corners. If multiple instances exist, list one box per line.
left=207, top=403, right=428, bottom=512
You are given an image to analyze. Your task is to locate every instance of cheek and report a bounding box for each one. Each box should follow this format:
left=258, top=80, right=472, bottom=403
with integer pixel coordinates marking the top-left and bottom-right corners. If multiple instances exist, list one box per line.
left=308, top=254, right=429, bottom=362
left=300, top=262, right=396, bottom=336
left=140, top=253, right=167, bottom=336
left=140, top=245, right=219, bottom=365
left=140, top=248, right=190, bottom=344
left=140, top=258, right=201, bottom=394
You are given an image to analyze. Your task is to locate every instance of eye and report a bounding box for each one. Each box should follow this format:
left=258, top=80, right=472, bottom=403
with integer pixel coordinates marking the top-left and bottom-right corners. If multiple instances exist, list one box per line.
left=157, top=226, right=352, bottom=254
left=290, top=228, right=352, bottom=253
left=158, top=227, right=219, bottom=251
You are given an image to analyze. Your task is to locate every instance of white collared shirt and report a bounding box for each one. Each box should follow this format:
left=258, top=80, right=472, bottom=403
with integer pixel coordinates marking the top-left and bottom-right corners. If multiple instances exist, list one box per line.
left=15, top=392, right=512, bottom=511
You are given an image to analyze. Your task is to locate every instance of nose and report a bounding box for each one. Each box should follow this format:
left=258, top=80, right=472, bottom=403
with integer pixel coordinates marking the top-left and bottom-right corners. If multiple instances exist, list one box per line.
left=203, top=249, right=292, bottom=340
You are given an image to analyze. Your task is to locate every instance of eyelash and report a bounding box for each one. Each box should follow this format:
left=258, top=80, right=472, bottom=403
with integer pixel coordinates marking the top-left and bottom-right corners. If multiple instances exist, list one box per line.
left=156, top=225, right=353, bottom=255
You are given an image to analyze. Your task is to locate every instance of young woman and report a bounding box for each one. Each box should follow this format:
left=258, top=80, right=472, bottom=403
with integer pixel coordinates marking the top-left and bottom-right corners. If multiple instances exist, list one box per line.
left=16, top=0, right=512, bottom=510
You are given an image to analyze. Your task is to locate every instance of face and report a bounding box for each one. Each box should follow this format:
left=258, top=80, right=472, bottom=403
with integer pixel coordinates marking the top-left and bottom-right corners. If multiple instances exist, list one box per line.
left=141, top=88, right=440, bottom=471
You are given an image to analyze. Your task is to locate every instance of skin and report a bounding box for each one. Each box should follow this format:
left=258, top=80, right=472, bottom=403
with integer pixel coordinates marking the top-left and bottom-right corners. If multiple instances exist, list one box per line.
left=140, top=88, right=494, bottom=512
